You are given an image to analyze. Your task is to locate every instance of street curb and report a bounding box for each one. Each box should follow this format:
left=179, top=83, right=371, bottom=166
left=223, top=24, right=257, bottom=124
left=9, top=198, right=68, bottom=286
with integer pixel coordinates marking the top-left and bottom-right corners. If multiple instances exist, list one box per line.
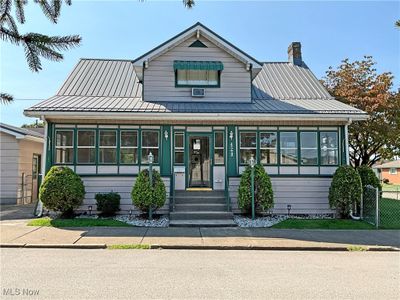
left=150, top=244, right=400, bottom=252
left=1, top=243, right=398, bottom=251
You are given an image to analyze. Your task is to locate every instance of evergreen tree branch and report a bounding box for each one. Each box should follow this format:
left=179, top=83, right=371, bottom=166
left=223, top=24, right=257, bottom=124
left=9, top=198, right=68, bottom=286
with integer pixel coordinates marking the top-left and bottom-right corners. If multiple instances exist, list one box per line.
left=0, top=92, right=13, bottom=104
left=14, top=0, right=27, bottom=23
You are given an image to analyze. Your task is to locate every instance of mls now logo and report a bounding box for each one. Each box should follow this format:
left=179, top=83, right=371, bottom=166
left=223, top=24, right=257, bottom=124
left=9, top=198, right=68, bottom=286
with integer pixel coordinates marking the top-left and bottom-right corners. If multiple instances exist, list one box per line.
left=3, top=288, right=40, bottom=296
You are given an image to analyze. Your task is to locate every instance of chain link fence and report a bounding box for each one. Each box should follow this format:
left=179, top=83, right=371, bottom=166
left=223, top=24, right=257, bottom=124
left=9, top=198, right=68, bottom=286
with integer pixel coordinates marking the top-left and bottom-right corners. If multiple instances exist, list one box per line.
left=361, top=185, right=400, bottom=229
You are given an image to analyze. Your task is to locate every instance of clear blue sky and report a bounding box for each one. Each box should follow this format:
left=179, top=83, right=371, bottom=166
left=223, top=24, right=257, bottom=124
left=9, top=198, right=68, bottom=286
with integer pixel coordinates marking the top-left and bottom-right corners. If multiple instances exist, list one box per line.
left=1, top=0, right=399, bottom=126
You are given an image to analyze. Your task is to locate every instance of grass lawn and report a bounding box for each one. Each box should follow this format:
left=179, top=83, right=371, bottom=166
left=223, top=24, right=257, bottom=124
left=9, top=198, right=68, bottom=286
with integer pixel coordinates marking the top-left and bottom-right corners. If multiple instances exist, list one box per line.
left=27, top=217, right=131, bottom=227
left=382, top=184, right=400, bottom=191
left=379, top=198, right=400, bottom=229
left=272, top=219, right=375, bottom=229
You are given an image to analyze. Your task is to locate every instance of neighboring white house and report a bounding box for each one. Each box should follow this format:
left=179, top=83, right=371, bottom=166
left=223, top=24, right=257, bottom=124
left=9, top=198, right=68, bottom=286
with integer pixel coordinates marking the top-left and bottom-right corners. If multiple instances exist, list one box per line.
left=0, top=123, right=44, bottom=205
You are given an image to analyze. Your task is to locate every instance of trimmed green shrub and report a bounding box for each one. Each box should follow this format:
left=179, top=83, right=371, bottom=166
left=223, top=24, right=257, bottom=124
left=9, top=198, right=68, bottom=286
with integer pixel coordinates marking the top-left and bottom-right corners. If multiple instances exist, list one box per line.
left=131, top=169, right=166, bottom=216
left=95, top=192, right=121, bottom=216
left=329, top=165, right=362, bottom=218
left=39, top=166, right=85, bottom=217
left=238, top=164, right=274, bottom=214
left=357, top=165, right=381, bottom=191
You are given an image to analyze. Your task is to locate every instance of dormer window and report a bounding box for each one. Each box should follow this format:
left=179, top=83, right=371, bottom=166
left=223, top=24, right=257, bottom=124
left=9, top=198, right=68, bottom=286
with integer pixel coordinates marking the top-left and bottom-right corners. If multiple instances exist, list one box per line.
left=174, top=60, right=223, bottom=88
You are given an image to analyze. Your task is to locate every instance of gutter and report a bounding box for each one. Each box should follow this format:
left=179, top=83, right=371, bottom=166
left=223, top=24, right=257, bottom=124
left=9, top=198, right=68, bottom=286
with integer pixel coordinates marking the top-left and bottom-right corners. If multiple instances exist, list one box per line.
left=24, top=111, right=369, bottom=122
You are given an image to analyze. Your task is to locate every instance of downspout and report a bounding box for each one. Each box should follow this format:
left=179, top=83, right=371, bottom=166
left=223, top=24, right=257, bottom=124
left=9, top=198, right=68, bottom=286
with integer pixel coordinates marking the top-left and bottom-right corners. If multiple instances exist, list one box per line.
left=33, top=116, right=47, bottom=217
left=345, top=118, right=360, bottom=220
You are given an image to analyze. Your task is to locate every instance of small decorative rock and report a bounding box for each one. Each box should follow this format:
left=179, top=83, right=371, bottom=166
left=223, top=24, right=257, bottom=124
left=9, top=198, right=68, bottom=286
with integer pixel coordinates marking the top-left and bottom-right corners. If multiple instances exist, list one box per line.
left=234, top=215, right=288, bottom=228
left=115, top=215, right=169, bottom=227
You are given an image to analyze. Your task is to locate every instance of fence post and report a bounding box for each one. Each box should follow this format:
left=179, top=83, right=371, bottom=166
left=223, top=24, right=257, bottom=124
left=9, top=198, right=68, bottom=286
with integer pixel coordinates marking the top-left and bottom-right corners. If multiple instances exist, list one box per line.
left=360, top=191, right=363, bottom=219
left=375, top=187, right=379, bottom=229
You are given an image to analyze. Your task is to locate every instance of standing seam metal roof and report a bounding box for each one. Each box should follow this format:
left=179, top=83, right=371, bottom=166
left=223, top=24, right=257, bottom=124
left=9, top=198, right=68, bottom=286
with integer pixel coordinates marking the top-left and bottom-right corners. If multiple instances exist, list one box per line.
left=25, top=59, right=365, bottom=115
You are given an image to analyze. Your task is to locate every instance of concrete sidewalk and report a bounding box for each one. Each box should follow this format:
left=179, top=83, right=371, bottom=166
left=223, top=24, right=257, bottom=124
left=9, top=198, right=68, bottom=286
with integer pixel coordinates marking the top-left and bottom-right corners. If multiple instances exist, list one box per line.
left=1, top=220, right=399, bottom=250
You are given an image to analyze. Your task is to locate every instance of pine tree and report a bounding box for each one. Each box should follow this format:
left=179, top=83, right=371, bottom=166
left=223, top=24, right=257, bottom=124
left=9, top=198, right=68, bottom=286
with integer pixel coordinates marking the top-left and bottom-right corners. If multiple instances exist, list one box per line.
left=0, top=0, right=81, bottom=103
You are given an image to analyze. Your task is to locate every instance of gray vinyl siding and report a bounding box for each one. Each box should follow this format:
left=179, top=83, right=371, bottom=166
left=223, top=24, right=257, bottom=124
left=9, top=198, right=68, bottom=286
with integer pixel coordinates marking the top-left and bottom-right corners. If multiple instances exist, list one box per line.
left=77, top=176, right=171, bottom=214
left=229, top=177, right=335, bottom=214
left=144, top=36, right=252, bottom=103
left=0, top=132, right=19, bottom=204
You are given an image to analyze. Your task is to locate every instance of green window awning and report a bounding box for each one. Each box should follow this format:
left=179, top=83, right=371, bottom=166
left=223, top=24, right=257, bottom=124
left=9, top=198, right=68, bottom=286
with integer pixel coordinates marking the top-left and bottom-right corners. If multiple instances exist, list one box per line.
left=173, top=61, right=224, bottom=71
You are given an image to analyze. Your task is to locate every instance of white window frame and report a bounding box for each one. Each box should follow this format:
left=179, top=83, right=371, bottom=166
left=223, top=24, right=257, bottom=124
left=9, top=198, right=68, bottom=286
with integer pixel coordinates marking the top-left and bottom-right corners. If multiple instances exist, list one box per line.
left=389, top=168, right=398, bottom=175
left=120, top=130, right=138, bottom=165
left=280, top=132, right=298, bottom=165
left=141, top=130, right=159, bottom=164
left=77, top=130, right=96, bottom=164
left=99, top=130, right=117, bottom=164
left=55, top=130, right=74, bottom=164
left=320, top=131, right=339, bottom=166
left=239, top=132, right=257, bottom=165
left=260, top=131, right=278, bottom=165
left=300, top=131, right=318, bottom=166
left=214, top=131, right=225, bottom=165
left=174, top=132, right=184, bottom=165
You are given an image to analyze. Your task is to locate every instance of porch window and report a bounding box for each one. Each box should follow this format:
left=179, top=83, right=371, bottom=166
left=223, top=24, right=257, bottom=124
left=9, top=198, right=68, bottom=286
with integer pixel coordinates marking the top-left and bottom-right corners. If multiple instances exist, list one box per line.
left=174, top=132, right=184, bottom=164
left=260, top=132, right=277, bottom=165
left=99, top=130, right=117, bottom=164
left=239, top=132, right=256, bottom=164
left=141, top=131, right=159, bottom=164
left=214, top=131, right=224, bottom=165
left=320, top=132, right=338, bottom=165
left=280, top=132, right=298, bottom=165
left=55, top=130, right=74, bottom=164
left=120, top=130, right=138, bottom=164
left=77, top=130, right=96, bottom=164
left=300, top=132, right=318, bottom=165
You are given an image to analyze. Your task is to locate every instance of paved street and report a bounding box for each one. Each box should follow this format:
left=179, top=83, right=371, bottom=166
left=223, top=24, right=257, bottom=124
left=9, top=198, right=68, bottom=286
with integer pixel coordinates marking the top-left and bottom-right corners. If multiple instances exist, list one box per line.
left=1, top=249, right=399, bottom=300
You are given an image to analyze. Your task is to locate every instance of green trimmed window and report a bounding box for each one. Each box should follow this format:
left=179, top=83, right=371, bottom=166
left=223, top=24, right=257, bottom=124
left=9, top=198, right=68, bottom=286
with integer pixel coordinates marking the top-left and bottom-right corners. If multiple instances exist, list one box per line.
left=280, top=132, right=298, bottom=165
left=55, top=130, right=74, bottom=164
left=260, top=132, right=277, bottom=165
left=120, top=130, right=138, bottom=164
left=239, top=132, right=257, bottom=164
left=141, top=131, right=159, bottom=164
left=300, top=132, right=318, bottom=165
left=77, top=130, right=95, bottom=164
left=174, top=132, right=184, bottom=164
left=174, top=61, right=223, bottom=87
left=320, top=132, right=338, bottom=165
left=99, top=130, right=117, bottom=164
left=214, top=131, right=224, bottom=165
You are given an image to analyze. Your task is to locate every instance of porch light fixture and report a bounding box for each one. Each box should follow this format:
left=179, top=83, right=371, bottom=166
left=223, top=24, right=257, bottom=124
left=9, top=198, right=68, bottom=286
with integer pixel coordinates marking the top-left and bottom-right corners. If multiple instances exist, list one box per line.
left=164, top=130, right=169, bottom=140
left=287, top=204, right=292, bottom=216
left=148, top=152, right=154, bottom=220
left=88, top=205, right=92, bottom=216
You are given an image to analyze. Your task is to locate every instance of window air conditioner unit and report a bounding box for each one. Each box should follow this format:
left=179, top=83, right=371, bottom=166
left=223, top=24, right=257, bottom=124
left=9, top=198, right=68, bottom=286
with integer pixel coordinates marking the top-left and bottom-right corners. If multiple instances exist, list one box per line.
left=192, top=88, right=205, bottom=98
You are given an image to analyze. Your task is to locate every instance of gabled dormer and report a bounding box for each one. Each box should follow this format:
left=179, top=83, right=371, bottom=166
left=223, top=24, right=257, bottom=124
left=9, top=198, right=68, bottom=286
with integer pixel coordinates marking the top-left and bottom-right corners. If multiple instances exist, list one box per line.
left=133, top=22, right=262, bottom=103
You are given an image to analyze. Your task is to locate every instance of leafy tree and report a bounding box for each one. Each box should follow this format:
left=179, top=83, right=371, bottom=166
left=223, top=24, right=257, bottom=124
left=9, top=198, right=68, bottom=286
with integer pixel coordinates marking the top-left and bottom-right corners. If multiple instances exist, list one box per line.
left=323, top=56, right=400, bottom=167
left=0, top=0, right=81, bottom=103
left=396, top=20, right=400, bottom=28
left=22, top=120, right=44, bottom=128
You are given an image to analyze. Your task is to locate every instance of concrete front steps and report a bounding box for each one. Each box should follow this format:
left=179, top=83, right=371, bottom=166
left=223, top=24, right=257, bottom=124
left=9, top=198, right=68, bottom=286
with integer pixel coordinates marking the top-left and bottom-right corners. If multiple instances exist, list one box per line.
left=169, top=190, right=236, bottom=227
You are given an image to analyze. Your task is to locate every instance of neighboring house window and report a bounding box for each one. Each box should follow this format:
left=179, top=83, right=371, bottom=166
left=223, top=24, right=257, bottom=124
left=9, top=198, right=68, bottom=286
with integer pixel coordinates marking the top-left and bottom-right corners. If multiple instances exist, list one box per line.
left=55, top=130, right=74, bottom=164
left=120, top=130, right=138, bottom=164
left=174, top=132, right=184, bottom=164
left=280, top=132, right=298, bottom=165
left=176, top=69, right=220, bottom=87
left=99, top=130, right=117, bottom=164
left=240, top=132, right=257, bottom=164
left=389, top=168, right=398, bottom=175
left=141, top=131, right=159, bottom=164
left=77, top=130, right=96, bottom=164
left=300, top=132, right=318, bottom=166
left=320, top=132, right=338, bottom=165
left=214, top=131, right=224, bottom=165
left=260, top=132, right=277, bottom=165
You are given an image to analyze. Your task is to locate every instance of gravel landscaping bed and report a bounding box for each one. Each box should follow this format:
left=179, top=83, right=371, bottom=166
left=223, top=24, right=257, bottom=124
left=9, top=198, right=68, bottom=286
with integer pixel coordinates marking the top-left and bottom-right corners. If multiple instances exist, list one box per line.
left=234, top=213, right=335, bottom=227
left=115, top=215, right=169, bottom=227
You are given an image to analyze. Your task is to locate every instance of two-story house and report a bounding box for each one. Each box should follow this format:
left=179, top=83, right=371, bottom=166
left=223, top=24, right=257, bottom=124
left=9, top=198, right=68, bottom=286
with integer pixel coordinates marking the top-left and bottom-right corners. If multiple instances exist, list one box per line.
left=24, top=23, right=367, bottom=225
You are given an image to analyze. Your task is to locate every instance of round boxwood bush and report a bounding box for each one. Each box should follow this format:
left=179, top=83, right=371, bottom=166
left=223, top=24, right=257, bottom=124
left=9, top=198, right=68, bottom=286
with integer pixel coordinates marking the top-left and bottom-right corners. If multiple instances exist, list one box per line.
left=131, top=169, right=166, bottom=216
left=328, top=165, right=362, bottom=218
left=95, top=192, right=121, bottom=217
left=238, top=164, right=274, bottom=214
left=357, top=165, right=381, bottom=191
left=39, top=166, right=85, bottom=217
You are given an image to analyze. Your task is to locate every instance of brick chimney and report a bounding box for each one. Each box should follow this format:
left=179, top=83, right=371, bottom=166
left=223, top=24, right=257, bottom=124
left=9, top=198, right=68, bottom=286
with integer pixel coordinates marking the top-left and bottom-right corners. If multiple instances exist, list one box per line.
left=288, top=42, right=302, bottom=66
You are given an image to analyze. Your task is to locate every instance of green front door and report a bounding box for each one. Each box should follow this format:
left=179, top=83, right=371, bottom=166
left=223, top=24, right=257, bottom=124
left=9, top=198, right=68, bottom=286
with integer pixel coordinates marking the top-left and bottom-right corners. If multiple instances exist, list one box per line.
left=187, top=134, right=212, bottom=188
